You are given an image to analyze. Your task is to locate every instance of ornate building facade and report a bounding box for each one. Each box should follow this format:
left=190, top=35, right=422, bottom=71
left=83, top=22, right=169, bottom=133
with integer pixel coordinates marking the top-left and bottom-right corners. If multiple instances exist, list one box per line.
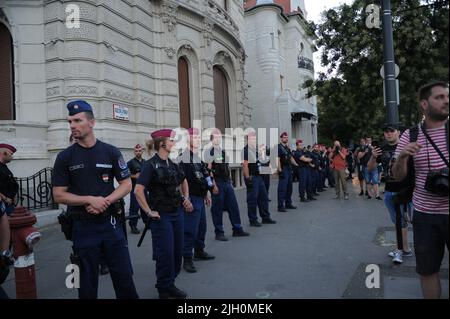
left=0, top=0, right=249, bottom=182
left=244, top=0, right=318, bottom=147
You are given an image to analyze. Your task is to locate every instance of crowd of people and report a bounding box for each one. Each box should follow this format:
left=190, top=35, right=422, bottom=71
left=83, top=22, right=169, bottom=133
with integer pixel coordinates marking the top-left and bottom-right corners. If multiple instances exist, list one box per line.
left=0, top=81, right=448, bottom=300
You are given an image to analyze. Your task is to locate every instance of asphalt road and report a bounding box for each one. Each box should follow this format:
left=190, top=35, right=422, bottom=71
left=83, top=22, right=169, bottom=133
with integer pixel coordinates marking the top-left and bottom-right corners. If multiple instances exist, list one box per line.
left=2, top=179, right=448, bottom=299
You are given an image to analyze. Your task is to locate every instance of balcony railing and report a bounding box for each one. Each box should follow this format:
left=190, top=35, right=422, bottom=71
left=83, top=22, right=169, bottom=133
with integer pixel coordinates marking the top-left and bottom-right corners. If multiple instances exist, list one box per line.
left=298, top=56, right=314, bottom=72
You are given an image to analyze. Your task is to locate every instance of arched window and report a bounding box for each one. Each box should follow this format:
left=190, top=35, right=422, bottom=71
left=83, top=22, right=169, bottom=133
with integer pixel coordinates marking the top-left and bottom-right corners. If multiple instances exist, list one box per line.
left=178, top=56, right=191, bottom=129
left=213, top=66, right=230, bottom=133
left=0, top=22, right=14, bottom=120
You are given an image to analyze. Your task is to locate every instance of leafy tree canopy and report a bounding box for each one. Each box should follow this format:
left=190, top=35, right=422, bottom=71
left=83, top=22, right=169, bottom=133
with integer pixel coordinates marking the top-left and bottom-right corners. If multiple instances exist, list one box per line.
left=307, top=0, right=449, bottom=146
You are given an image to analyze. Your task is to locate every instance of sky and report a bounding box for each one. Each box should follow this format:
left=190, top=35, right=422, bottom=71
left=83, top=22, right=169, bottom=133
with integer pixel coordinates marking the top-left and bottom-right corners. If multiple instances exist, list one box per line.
left=304, top=0, right=355, bottom=78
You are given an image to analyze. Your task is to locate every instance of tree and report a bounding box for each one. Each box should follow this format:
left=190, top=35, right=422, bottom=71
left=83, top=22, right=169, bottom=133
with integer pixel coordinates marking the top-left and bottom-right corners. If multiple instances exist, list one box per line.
left=307, top=0, right=449, bottom=145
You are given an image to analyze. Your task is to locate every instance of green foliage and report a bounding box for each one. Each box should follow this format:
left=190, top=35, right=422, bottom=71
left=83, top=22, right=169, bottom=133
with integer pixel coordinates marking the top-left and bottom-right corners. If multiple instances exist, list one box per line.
left=308, top=0, right=449, bottom=144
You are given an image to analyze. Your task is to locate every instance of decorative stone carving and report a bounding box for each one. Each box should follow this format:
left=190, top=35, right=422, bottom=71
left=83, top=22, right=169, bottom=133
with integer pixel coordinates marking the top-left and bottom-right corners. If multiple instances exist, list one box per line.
left=46, top=86, right=60, bottom=97
left=161, top=2, right=178, bottom=32
left=139, top=95, right=154, bottom=106
left=165, top=47, right=176, bottom=58
left=202, top=19, right=214, bottom=46
left=205, top=59, right=213, bottom=70
left=215, top=51, right=230, bottom=66
left=67, top=86, right=98, bottom=96
left=203, top=104, right=215, bottom=114
left=166, top=102, right=178, bottom=110
left=104, top=88, right=132, bottom=102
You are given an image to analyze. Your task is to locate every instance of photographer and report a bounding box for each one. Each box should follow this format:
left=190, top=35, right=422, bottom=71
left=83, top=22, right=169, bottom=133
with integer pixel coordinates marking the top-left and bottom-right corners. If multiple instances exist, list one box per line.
left=393, top=81, right=449, bottom=299
left=360, top=137, right=382, bottom=200
left=368, top=124, right=412, bottom=264
left=329, top=141, right=349, bottom=200
left=355, top=138, right=367, bottom=196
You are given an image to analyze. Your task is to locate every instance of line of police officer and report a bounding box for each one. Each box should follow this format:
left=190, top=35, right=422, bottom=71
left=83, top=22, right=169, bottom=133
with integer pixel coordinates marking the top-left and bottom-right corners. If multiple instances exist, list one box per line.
left=49, top=100, right=335, bottom=299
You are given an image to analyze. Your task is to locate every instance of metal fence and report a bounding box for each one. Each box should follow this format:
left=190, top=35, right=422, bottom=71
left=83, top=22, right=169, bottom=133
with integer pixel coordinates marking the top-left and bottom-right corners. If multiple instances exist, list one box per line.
left=15, top=167, right=57, bottom=211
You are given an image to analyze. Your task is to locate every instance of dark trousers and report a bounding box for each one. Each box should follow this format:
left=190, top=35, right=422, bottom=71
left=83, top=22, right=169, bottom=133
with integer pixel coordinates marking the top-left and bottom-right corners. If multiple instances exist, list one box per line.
left=298, top=167, right=312, bottom=199
left=128, top=191, right=141, bottom=228
left=278, top=167, right=293, bottom=208
left=211, top=180, right=243, bottom=235
left=311, top=169, right=320, bottom=193
left=72, top=218, right=139, bottom=299
left=0, top=286, right=8, bottom=299
left=183, top=196, right=206, bottom=258
left=262, top=174, right=271, bottom=196
left=247, top=175, right=271, bottom=223
left=149, top=207, right=184, bottom=291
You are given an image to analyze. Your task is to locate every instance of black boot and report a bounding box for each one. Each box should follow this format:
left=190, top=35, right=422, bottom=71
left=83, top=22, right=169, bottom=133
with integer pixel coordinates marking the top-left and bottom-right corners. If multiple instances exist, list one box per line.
left=183, top=257, right=197, bottom=273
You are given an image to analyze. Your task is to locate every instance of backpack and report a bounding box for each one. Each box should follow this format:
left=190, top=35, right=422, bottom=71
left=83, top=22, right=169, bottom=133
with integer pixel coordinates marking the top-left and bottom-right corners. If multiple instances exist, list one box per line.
left=392, top=125, right=419, bottom=205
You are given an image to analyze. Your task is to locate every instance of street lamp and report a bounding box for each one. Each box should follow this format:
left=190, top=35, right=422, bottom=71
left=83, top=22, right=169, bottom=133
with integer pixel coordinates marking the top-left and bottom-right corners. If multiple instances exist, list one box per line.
left=381, top=0, right=400, bottom=126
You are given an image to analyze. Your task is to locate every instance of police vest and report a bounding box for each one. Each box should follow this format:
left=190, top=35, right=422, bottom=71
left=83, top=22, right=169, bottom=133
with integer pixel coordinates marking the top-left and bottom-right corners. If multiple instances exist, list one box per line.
left=211, top=149, right=230, bottom=180
left=147, top=157, right=184, bottom=213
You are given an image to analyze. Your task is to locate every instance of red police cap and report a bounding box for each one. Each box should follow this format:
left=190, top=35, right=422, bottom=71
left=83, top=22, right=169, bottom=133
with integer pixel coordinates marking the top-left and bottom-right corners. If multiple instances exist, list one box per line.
left=280, top=132, right=288, bottom=138
left=296, top=139, right=303, bottom=144
left=151, top=129, right=174, bottom=139
left=187, top=128, right=200, bottom=136
left=0, top=143, right=17, bottom=153
left=134, top=144, right=142, bottom=149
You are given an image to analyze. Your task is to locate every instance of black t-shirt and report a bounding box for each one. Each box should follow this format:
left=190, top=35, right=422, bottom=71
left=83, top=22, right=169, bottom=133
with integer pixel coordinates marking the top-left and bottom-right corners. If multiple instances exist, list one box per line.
left=127, top=157, right=144, bottom=189
left=207, top=147, right=230, bottom=180
left=358, top=145, right=372, bottom=166
left=278, top=143, right=293, bottom=169
left=52, top=140, right=130, bottom=210
left=0, top=162, right=18, bottom=198
left=179, top=151, right=210, bottom=197
left=379, top=143, right=402, bottom=192
left=243, top=145, right=261, bottom=176
left=292, top=150, right=308, bottom=168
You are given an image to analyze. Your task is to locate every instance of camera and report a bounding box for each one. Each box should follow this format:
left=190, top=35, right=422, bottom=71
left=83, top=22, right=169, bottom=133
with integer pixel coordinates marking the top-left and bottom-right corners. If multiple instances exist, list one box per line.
left=424, top=167, right=449, bottom=196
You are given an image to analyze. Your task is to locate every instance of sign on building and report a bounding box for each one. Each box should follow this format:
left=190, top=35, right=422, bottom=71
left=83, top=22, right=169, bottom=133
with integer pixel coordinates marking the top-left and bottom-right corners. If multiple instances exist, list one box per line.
left=113, top=104, right=129, bottom=121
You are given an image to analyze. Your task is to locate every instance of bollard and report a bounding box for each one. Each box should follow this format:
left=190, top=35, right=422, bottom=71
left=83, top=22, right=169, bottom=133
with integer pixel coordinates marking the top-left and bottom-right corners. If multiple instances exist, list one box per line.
left=8, top=206, right=42, bottom=299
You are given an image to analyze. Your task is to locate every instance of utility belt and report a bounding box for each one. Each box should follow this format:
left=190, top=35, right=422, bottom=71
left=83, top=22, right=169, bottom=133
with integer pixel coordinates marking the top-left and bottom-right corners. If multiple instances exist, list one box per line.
left=68, top=201, right=124, bottom=221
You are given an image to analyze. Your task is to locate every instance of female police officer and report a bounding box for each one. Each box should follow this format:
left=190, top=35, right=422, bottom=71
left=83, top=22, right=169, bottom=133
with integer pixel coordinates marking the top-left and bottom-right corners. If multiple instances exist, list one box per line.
left=134, top=129, right=193, bottom=299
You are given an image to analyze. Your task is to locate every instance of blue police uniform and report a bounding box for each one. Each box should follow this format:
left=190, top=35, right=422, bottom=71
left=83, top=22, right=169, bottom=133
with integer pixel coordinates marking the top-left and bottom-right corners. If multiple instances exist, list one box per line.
left=208, top=147, right=244, bottom=236
left=136, top=153, right=185, bottom=294
left=52, top=142, right=138, bottom=299
left=52, top=100, right=138, bottom=299
left=243, top=145, right=272, bottom=223
left=277, top=143, right=294, bottom=209
left=127, top=156, right=144, bottom=229
left=179, top=151, right=212, bottom=260
left=292, top=149, right=312, bottom=200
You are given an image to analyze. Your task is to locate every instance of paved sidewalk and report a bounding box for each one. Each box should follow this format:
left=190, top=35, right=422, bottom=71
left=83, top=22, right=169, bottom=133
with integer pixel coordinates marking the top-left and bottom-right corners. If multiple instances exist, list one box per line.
left=2, top=179, right=448, bottom=299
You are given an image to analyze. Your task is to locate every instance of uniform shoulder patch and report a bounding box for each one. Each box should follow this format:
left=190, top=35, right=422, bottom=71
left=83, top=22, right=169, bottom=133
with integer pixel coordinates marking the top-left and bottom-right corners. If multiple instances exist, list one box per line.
left=118, top=156, right=128, bottom=170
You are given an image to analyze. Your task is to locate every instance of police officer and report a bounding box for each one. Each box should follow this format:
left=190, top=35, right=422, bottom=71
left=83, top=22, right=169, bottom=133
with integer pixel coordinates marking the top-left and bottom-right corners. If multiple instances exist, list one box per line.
left=206, top=129, right=249, bottom=239
left=178, top=128, right=215, bottom=273
left=52, top=100, right=138, bottom=299
left=127, top=144, right=145, bottom=234
left=309, top=144, right=322, bottom=196
left=277, top=132, right=298, bottom=212
left=260, top=144, right=272, bottom=200
left=0, top=144, right=19, bottom=216
left=292, top=140, right=313, bottom=202
left=134, top=128, right=193, bottom=299
left=0, top=197, right=13, bottom=299
left=243, top=132, right=276, bottom=226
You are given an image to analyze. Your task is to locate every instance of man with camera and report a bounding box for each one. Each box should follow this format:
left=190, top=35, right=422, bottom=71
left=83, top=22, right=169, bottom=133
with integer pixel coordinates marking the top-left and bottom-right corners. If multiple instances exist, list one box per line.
left=393, top=81, right=449, bottom=299
left=359, top=137, right=382, bottom=200
left=354, top=138, right=367, bottom=196
left=368, top=124, right=413, bottom=264
left=329, top=141, right=349, bottom=200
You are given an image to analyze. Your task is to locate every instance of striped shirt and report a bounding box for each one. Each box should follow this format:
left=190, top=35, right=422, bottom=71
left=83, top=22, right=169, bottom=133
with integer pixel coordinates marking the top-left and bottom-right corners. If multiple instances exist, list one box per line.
left=395, top=124, right=449, bottom=214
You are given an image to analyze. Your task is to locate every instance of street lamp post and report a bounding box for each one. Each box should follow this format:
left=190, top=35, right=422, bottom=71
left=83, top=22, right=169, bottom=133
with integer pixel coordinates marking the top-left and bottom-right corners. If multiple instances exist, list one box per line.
left=381, top=0, right=400, bottom=126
